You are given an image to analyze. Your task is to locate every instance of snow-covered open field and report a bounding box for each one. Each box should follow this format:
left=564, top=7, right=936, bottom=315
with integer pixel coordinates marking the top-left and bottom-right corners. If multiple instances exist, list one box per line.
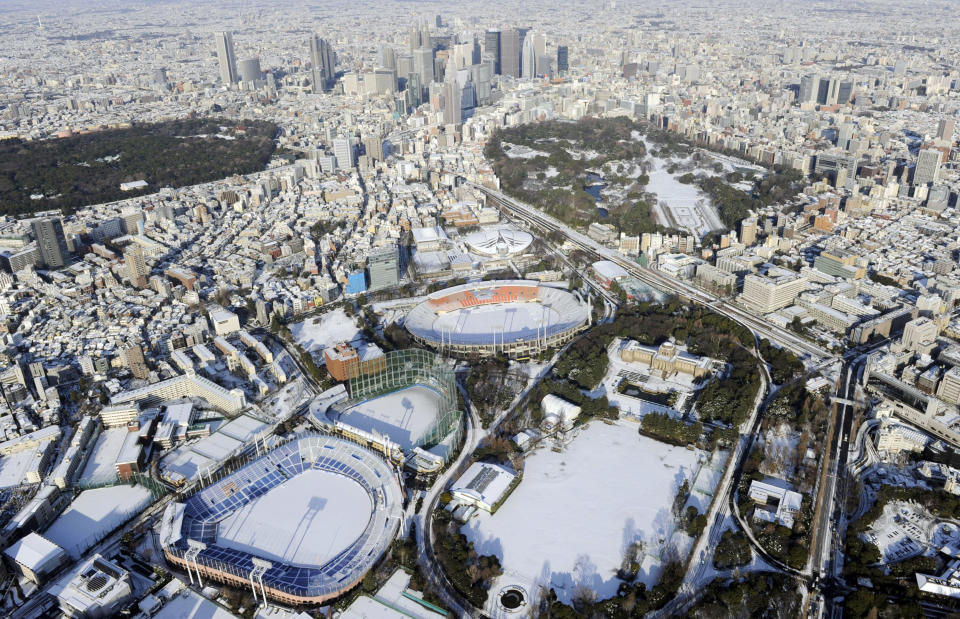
left=646, top=158, right=724, bottom=236
left=333, top=385, right=442, bottom=449
left=502, top=143, right=549, bottom=159
left=462, top=421, right=702, bottom=604
left=291, top=309, right=360, bottom=354
left=217, top=469, right=372, bottom=565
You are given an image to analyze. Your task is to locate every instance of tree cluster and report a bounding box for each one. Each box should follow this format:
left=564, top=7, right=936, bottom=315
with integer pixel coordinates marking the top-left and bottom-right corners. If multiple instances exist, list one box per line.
left=688, top=572, right=800, bottom=619
left=432, top=511, right=503, bottom=608
left=0, top=118, right=278, bottom=214
left=640, top=412, right=702, bottom=446
left=712, top=529, right=752, bottom=570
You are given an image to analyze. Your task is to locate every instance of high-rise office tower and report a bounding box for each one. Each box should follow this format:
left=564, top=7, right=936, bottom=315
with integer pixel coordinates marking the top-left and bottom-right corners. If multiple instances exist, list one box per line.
left=825, top=77, right=840, bottom=105
left=309, top=35, right=335, bottom=92
left=472, top=62, right=492, bottom=106
left=533, top=32, right=546, bottom=59
left=798, top=74, right=817, bottom=104
left=484, top=30, right=501, bottom=74
left=31, top=217, right=69, bottom=269
left=238, top=57, right=261, bottom=84
left=914, top=149, right=942, bottom=186
left=421, top=23, right=431, bottom=50
left=435, top=14, right=442, bottom=28
left=363, top=135, right=384, bottom=162
left=937, top=118, right=956, bottom=142
left=442, top=79, right=460, bottom=124
left=124, top=244, right=148, bottom=288
left=406, top=72, right=422, bottom=107
left=557, top=45, right=569, bottom=74
left=413, top=46, right=434, bottom=86
left=500, top=29, right=520, bottom=78
left=333, top=137, right=355, bottom=169
left=537, top=55, right=552, bottom=78
left=214, top=31, right=238, bottom=84
left=408, top=25, right=421, bottom=51
left=837, top=81, right=854, bottom=105
left=378, top=45, right=396, bottom=70
left=521, top=33, right=537, bottom=78
left=368, top=245, right=400, bottom=290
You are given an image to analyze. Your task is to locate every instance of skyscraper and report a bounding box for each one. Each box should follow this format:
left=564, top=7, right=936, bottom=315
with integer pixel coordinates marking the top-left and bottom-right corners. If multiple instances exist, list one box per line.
left=837, top=81, right=854, bottom=105
left=937, top=118, right=956, bottom=142
left=238, top=58, right=261, bottom=84
left=500, top=29, right=520, bottom=78
left=413, top=46, right=434, bottom=87
left=378, top=45, right=396, bottom=70
left=333, top=137, right=355, bottom=169
left=484, top=30, right=501, bottom=75
left=798, top=74, right=817, bottom=104
left=442, top=79, right=460, bottom=124
left=368, top=245, right=400, bottom=290
left=214, top=31, right=238, bottom=85
left=124, top=244, right=148, bottom=288
left=557, top=45, right=569, bottom=74
left=31, top=217, right=69, bottom=269
left=406, top=72, right=422, bottom=107
left=914, top=149, right=942, bottom=186
left=521, top=33, right=537, bottom=78
left=309, top=35, right=335, bottom=92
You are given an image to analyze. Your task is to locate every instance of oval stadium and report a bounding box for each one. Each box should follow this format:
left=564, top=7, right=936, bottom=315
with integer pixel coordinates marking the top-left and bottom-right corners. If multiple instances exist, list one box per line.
left=159, top=434, right=402, bottom=606
left=405, top=280, right=590, bottom=357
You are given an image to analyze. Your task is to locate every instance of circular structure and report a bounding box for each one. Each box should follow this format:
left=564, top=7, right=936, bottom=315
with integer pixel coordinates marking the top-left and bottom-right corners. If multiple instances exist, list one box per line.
left=405, top=280, right=590, bottom=358
left=497, top=585, right=530, bottom=613
left=160, top=434, right=402, bottom=606
left=463, top=227, right=533, bottom=258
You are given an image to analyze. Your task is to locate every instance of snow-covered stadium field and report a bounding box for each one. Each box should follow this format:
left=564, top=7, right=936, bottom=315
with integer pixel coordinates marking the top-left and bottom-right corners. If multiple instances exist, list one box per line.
left=217, top=469, right=372, bottom=566
left=433, top=302, right=562, bottom=344
left=333, top=385, right=442, bottom=449
left=462, top=422, right=702, bottom=604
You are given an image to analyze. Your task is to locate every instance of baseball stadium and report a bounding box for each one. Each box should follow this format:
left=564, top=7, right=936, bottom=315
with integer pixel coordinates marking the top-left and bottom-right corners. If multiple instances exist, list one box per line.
left=404, top=280, right=591, bottom=357
left=314, top=349, right=464, bottom=472
left=159, top=434, right=403, bottom=606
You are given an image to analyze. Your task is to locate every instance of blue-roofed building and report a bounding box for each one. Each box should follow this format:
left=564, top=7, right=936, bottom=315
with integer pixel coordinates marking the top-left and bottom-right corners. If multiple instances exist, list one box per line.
left=345, top=271, right=367, bottom=295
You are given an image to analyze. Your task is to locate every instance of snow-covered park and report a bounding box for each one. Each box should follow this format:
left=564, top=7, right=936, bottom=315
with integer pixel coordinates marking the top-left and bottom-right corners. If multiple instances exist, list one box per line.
left=461, top=421, right=704, bottom=604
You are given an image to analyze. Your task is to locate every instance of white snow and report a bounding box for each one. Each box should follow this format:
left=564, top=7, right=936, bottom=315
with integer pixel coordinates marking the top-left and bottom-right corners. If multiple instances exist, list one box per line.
left=461, top=422, right=701, bottom=604
left=334, top=385, right=442, bottom=449
left=79, top=428, right=128, bottom=483
left=216, top=469, right=372, bottom=566
left=0, top=449, right=44, bottom=487
left=44, top=485, right=153, bottom=558
left=291, top=309, right=360, bottom=354
left=502, top=143, right=549, bottom=159
left=433, top=302, right=562, bottom=344
left=646, top=157, right=724, bottom=236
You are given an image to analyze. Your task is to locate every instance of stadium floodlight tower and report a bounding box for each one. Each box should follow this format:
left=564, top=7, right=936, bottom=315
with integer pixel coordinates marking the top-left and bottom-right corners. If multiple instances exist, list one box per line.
left=251, top=557, right=272, bottom=608
left=185, top=540, right=207, bottom=586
